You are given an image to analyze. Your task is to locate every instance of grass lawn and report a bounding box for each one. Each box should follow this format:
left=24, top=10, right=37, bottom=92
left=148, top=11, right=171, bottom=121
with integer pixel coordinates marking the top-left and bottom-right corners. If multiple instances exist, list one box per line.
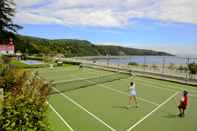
left=10, top=60, right=28, bottom=68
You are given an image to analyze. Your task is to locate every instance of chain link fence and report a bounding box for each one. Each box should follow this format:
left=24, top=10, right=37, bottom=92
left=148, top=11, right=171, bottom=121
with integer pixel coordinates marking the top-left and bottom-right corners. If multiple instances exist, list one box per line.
left=71, top=56, right=197, bottom=81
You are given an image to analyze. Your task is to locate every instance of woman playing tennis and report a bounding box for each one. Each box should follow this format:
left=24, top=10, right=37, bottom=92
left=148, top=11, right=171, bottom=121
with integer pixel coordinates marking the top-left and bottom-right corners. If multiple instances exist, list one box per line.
left=127, top=82, right=138, bottom=108
left=178, top=90, right=189, bottom=117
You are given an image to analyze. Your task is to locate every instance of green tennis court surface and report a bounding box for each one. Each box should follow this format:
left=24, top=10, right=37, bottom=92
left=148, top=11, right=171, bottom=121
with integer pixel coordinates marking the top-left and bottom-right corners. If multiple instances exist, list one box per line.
left=36, top=66, right=197, bottom=131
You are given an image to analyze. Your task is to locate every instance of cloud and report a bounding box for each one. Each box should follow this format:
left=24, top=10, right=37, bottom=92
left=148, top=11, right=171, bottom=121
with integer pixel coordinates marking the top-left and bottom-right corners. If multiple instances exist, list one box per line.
left=14, top=0, right=197, bottom=28
left=14, top=0, right=46, bottom=7
left=129, top=43, right=197, bottom=56
left=15, top=11, right=63, bottom=25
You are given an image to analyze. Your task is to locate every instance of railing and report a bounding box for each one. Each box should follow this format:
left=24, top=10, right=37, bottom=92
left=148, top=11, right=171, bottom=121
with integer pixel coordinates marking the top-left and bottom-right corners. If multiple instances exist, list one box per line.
left=64, top=56, right=197, bottom=86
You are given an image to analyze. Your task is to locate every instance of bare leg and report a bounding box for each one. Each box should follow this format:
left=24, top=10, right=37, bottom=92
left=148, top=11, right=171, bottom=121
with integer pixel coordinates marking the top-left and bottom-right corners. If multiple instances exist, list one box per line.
left=128, top=96, right=132, bottom=105
left=133, top=96, right=138, bottom=108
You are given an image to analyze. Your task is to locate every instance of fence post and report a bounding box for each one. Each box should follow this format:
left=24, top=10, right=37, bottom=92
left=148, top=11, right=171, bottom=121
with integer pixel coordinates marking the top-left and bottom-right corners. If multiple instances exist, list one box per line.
left=185, top=57, right=190, bottom=82
left=162, top=56, right=165, bottom=73
left=143, top=56, right=146, bottom=71
left=106, top=55, right=109, bottom=66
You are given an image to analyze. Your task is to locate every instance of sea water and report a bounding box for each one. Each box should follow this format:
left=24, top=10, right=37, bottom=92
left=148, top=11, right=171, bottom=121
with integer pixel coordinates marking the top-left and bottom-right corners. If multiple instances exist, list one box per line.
left=94, top=56, right=197, bottom=65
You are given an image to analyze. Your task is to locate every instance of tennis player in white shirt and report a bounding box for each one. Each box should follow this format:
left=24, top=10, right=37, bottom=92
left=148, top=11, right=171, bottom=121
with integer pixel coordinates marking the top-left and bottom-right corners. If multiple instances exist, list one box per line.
left=128, top=82, right=138, bottom=108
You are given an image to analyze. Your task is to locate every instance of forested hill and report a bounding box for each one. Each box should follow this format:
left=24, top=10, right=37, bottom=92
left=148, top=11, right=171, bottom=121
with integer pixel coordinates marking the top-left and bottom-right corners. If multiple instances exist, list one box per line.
left=13, top=35, right=172, bottom=56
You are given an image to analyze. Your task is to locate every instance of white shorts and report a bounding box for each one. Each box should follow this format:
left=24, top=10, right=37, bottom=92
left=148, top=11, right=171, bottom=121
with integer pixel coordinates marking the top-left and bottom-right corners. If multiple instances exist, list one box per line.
left=130, top=91, right=137, bottom=96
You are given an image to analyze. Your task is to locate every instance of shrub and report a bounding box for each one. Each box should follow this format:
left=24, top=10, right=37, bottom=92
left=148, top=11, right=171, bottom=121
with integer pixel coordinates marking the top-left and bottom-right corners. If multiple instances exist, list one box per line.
left=128, top=62, right=138, bottom=66
left=25, top=56, right=43, bottom=61
left=188, top=63, right=197, bottom=75
left=177, top=65, right=188, bottom=72
left=152, top=64, right=158, bottom=69
left=63, top=61, right=81, bottom=65
left=0, top=62, right=51, bottom=130
left=143, top=64, right=149, bottom=67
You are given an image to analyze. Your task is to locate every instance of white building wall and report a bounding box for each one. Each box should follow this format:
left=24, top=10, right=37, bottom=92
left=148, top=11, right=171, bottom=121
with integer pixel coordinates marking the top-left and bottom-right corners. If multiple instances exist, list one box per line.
left=0, top=50, right=15, bottom=55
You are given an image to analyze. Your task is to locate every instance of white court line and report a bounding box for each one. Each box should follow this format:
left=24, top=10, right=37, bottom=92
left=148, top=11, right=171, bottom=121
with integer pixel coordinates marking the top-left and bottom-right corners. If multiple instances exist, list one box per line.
left=136, top=79, right=197, bottom=98
left=136, top=79, right=176, bottom=92
left=127, top=91, right=179, bottom=131
left=52, top=87, right=116, bottom=131
left=139, top=77, right=197, bottom=94
left=119, top=78, right=175, bottom=93
left=100, top=84, right=159, bottom=106
left=81, top=78, right=159, bottom=106
left=66, top=73, right=159, bottom=106
left=35, top=72, right=114, bottom=131
left=120, top=78, right=197, bottom=98
left=47, top=102, right=74, bottom=131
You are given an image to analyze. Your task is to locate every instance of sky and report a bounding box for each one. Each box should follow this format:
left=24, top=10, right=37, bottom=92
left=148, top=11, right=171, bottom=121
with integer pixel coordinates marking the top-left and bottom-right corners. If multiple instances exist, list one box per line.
left=13, top=0, right=197, bottom=56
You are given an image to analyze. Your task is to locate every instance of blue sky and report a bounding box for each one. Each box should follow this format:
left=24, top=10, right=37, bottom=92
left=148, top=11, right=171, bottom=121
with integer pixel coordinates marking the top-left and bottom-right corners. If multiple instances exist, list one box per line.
left=14, top=0, right=197, bottom=55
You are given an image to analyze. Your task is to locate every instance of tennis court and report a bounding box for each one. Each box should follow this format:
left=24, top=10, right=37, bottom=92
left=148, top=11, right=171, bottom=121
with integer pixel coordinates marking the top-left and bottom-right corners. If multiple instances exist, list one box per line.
left=36, top=65, right=197, bottom=131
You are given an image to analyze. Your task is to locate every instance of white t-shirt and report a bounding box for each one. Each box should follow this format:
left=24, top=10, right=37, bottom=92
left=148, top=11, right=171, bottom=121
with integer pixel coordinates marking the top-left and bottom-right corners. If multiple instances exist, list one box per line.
left=130, top=83, right=137, bottom=96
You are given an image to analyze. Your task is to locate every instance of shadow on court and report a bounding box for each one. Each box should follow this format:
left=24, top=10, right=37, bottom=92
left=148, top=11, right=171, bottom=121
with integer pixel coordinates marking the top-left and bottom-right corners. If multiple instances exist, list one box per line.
left=162, top=113, right=179, bottom=119
left=112, top=105, right=137, bottom=110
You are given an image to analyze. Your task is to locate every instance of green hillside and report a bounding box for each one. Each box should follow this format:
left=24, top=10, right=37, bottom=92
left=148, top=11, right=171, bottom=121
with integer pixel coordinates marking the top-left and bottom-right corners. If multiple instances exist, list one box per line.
left=13, top=35, right=172, bottom=57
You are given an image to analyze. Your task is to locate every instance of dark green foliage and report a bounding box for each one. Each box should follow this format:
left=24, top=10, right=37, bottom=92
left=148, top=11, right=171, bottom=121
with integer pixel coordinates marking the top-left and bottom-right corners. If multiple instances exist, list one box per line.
left=25, top=56, right=44, bottom=61
left=13, top=35, right=172, bottom=57
left=63, top=61, right=81, bottom=65
left=177, top=65, right=188, bottom=72
left=0, top=0, right=22, bottom=42
left=128, top=62, right=138, bottom=66
left=143, top=64, right=149, bottom=68
left=0, top=68, right=15, bottom=92
left=14, top=35, right=100, bottom=56
left=0, top=58, right=51, bottom=130
left=1, top=55, right=11, bottom=64
left=0, top=56, right=14, bottom=92
left=152, top=64, right=158, bottom=69
left=188, top=63, right=197, bottom=75
left=96, top=45, right=171, bottom=56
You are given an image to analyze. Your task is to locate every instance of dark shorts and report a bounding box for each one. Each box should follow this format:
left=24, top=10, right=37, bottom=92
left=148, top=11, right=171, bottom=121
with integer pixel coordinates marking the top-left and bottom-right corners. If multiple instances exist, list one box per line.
left=178, top=104, right=187, bottom=110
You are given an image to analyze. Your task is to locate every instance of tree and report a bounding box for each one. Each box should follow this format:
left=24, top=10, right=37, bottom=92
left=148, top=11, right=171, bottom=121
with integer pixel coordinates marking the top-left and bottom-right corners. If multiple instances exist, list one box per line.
left=188, top=63, right=197, bottom=79
left=0, top=0, right=22, bottom=42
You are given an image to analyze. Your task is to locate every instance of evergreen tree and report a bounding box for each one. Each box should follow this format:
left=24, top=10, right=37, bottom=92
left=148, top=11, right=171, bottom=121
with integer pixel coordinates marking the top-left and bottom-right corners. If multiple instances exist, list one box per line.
left=0, top=0, right=22, bottom=42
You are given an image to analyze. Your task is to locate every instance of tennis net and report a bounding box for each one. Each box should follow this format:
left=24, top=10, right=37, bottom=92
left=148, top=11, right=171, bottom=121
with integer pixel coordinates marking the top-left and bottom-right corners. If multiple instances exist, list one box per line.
left=50, top=73, right=130, bottom=95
